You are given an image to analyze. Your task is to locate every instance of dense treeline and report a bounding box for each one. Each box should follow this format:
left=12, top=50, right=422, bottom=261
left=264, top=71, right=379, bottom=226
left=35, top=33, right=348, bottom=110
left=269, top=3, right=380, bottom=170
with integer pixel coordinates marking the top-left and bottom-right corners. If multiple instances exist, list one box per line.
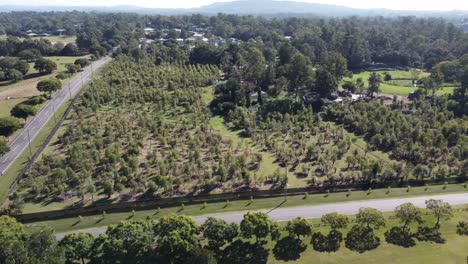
left=1, top=199, right=465, bottom=264
left=1, top=12, right=467, bottom=69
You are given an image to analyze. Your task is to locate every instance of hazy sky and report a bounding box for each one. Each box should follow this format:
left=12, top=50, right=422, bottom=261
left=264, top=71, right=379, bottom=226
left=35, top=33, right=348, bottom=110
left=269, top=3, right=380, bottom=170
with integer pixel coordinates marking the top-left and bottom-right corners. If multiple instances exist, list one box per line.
left=3, top=0, right=468, bottom=11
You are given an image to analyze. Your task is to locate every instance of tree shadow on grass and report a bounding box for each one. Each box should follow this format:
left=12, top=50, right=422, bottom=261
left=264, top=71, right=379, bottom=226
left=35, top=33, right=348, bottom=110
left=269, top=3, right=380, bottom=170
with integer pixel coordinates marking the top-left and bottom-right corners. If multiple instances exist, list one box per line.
left=219, top=239, right=269, bottom=264
left=273, top=236, right=307, bottom=261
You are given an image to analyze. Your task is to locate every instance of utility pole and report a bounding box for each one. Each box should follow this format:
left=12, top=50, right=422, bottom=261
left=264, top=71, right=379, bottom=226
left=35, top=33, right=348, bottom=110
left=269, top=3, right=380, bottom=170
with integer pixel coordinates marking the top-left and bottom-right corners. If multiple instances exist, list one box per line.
left=67, top=82, right=72, bottom=98
left=51, top=104, right=57, bottom=123
left=27, top=129, right=33, bottom=159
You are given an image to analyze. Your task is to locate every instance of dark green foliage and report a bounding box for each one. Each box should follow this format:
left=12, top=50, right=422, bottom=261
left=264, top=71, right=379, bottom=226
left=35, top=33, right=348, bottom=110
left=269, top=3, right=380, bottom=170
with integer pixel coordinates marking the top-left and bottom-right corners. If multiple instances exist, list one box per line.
left=37, top=78, right=62, bottom=96
left=0, top=138, right=8, bottom=156
left=74, top=58, right=90, bottom=68
left=384, top=226, right=416, bottom=248
left=273, top=236, right=307, bottom=261
left=59, top=233, right=94, bottom=264
left=310, top=230, right=343, bottom=252
left=10, top=104, right=37, bottom=120
left=414, top=226, right=446, bottom=244
left=456, top=221, right=468, bottom=236
left=240, top=212, right=280, bottom=241
left=34, top=58, right=57, bottom=74
left=284, top=217, right=313, bottom=239
left=0, top=116, right=22, bottom=137
left=201, top=217, right=239, bottom=250
left=324, top=100, right=467, bottom=169
left=219, top=239, right=269, bottom=264
left=345, top=225, right=381, bottom=252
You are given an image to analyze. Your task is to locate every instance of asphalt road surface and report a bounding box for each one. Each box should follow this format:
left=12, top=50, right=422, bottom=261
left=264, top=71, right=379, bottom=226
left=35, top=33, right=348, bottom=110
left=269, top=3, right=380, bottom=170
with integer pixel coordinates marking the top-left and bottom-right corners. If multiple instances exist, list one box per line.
left=0, top=55, right=111, bottom=177
left=55, top=192, right=468, bottom=239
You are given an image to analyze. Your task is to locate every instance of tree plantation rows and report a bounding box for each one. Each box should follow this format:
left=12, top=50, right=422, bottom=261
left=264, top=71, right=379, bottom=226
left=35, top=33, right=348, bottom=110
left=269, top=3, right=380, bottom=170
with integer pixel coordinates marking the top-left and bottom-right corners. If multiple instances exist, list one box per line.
left=19, top=57, right=271, bottom=203
left=1, top=199, right=467, bottom=264
left=324, top=99, right=467, bottom=179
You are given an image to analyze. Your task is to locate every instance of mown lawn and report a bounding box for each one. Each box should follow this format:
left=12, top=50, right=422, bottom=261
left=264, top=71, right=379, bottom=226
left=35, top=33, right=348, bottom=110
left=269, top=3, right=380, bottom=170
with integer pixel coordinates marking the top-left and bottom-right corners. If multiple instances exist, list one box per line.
left=269, top=208, right=468, bottom=264
left=344, top=70, right=455, bottom=96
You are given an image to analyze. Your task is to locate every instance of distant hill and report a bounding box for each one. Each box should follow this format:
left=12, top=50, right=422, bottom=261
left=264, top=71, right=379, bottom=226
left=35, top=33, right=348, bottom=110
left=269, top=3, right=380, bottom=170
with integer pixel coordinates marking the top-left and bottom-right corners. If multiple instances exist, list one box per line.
left=1, top=0, right=468, bottom=18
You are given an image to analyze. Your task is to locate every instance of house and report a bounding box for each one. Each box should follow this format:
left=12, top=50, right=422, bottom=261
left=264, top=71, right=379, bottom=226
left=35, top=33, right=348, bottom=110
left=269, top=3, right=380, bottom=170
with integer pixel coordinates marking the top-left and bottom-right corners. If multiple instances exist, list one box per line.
left=250, top=91, right=268, bottom=102
left=144, top=28, right=155, bottom=34
left=56, top=29, right=66, bottom=35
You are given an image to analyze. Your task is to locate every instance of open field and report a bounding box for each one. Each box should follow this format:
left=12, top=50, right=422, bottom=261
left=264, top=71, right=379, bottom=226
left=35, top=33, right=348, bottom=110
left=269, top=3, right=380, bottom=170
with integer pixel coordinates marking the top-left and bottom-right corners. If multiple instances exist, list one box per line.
left=23, top=184, right=467, bottom=231
left=344, top=70, right=455, bottom=96
left=0, top=35, right=76, bottom=44
left=0, top=56, right=88, bottom=117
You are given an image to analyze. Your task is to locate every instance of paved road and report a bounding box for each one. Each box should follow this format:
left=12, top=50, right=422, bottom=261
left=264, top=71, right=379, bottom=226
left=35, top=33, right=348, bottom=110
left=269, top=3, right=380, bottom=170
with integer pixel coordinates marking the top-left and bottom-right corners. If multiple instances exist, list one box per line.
left=55, top=192, right=468, bottom=239
left=0, top=56, right=111, bottom=177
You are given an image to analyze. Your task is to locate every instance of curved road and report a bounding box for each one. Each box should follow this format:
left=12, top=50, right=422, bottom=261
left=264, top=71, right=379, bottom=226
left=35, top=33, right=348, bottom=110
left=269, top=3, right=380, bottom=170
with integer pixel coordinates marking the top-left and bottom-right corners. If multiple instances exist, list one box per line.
left=55, top=192, right=468, bottom=239
left=0, top=55, right=111, bottom=177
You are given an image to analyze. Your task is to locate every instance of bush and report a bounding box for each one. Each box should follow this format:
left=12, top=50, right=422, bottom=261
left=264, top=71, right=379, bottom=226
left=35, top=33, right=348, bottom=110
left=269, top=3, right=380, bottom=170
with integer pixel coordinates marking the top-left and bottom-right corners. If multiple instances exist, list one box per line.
left=384, top=226, right=416, bottom=248
left=456, top=221, right=468, bottom=236
left=56, top=72, right=71, bottom=80
left=24, top=96, right=47, bottom=105
left=74, top=58, right=90, bottom=68
left=345, top=225, right=380, bottom=253
left=311, top=230, right=342, bottom=252
left=414, top=226, right=445, bottom=244
left=273, top=236, right=307, bottom=261
left=10, top=104, right=37, bottom=120
left=66, top=64, right=82, bottom=73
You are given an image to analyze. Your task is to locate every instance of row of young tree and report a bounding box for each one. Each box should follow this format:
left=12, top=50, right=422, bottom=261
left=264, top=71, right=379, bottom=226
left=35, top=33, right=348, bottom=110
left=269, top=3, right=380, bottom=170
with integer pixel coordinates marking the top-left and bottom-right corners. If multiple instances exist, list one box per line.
left=324, top=98, right=467, bottom=175
left=20, top=57, right=258, bottom=203
left=1, top=199, right=467, bottom=264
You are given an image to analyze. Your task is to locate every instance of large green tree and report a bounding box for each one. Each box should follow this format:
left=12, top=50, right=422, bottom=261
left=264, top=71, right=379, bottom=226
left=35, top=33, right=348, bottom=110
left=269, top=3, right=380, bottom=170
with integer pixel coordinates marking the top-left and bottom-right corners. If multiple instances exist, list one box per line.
left=425, top=199, right=453, bottom=229
left=34, top=58, right=57, bottom=74
left=59, top=233, right=94, bottom=264
left=355, top=207, right=386, bottom=229
left=37, top=78, right=62, bottom=97
left=200, top=217, right=238, bottom=251
left=367, top=72, right=382, bottom=97
left=240, top=212, right=280, bottom=242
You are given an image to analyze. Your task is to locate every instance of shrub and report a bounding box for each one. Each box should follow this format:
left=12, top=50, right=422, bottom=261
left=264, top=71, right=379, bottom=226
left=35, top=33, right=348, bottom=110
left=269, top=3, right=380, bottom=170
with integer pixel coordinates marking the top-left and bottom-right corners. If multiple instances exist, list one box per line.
left=56, top=72, right=71, bottom=80
left=456, top=221, right=468, bottom=236
left=311, top=230, right=342, bottom=252
left=414, top=226, right=446, bottom=244
left=385, top=226, right=416, bottom=248
left=345, top=225, right=380, bottom=253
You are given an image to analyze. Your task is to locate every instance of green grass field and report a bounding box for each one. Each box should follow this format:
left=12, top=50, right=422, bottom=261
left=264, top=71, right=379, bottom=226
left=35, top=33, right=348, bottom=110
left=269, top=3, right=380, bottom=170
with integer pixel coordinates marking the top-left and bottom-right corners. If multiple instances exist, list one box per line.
left=23, top=184, right=467, bottom=232
left=344, top=70, right=455, bottom=96
left=0, top=35, right=76, bottom=44
left=268, top=208, right=468, bottom=264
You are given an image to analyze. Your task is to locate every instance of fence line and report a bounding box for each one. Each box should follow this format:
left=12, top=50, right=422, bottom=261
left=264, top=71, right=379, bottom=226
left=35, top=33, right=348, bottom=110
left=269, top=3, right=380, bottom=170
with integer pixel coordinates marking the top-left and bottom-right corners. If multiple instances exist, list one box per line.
left=13, top=176, right=466, bottom=223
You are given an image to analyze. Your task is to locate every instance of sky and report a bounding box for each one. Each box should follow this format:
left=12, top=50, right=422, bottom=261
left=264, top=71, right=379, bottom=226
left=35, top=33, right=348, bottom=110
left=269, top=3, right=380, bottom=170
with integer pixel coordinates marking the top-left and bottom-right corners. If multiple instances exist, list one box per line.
left=2, top=0, right=468, bottom=11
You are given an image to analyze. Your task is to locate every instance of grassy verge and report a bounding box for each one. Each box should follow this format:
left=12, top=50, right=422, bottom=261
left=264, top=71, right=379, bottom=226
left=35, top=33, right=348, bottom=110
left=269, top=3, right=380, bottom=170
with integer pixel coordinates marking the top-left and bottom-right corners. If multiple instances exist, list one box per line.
left=24, top=184, right=467, bottom=233
left=268, top=208, right=468, bottom=264
left=0, top=99, right=71, bottom=203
